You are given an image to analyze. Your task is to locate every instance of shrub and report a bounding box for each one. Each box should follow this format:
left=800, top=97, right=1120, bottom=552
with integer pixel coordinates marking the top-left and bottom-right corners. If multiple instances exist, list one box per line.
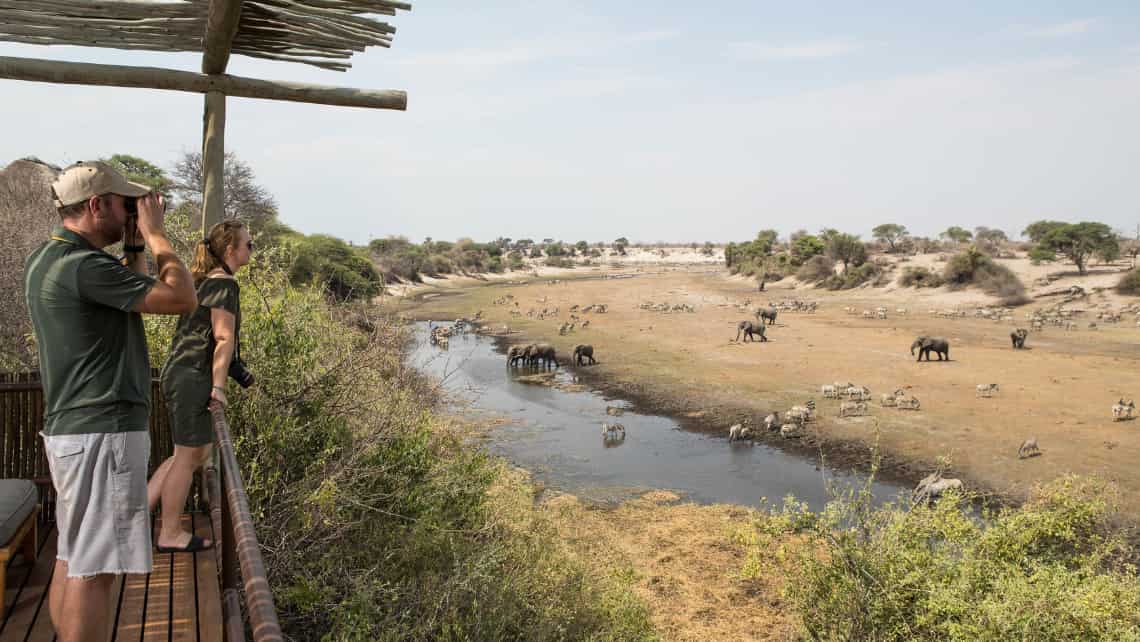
left=899, top=266, right=945, bottom=288
left=1029, top=247, right=1057, bottom=264
left=290, top=235, right=382, bottom=302
left=943, top=246, right=1027, bottom=303
left=753, top=475, right=1140, bottom=641
left=796, top=255, right=835, bottom=283
left=823, top=262, right=882, bottom=290
left=1117, top=268, right=1140, bottom=295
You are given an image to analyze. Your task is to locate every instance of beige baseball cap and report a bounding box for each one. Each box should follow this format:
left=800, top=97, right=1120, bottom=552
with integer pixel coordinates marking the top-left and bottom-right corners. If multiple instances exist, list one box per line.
left=51, top=160, right=151, bottom=208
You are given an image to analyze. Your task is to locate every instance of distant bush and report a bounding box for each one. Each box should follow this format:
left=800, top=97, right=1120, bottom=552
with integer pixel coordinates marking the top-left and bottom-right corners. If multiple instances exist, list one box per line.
left=1117, top=268, right=1140, bottom=295
left=823, top=262, right=882, bottom=290
left=290, top=234, right=382, bottom=302
left=944, top=246, right=1027, bottom=303
left=544, top=256, right=574, bottom=268
left=796, top=255, right=835, bottom=283
left=899, top=266, right=945, bottom=288
left=370, top=236, right=512, bottom=282
left=1028, top=247, right=1057, bottom=264
left=742, top=475, right=1140, bottom=642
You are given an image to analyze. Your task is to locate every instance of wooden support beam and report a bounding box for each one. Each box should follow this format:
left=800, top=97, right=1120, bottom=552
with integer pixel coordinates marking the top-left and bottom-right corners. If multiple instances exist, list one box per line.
left=202, top=0, right=244, bottom=74
left=0, top=55, right=407, bottom=110
left=202, top=91, right=226, bottom=233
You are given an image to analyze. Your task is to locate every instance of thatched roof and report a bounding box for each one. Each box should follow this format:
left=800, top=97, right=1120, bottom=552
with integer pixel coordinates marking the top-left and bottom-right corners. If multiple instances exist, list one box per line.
left=0, top=0, right=411, bottom=71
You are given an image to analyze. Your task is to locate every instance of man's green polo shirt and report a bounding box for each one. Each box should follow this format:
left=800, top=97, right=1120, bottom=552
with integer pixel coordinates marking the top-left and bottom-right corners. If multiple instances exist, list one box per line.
left=24, top=227, right=156, bottom=435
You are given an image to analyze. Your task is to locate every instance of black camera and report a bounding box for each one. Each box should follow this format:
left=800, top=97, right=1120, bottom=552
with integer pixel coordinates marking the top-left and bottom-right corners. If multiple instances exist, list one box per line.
left=228, top=357, right=255, bottom=388
left=124, top=196, right=138, bottom=215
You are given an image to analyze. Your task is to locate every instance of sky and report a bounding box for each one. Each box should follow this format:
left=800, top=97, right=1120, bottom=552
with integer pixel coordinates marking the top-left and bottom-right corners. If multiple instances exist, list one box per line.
left=2, top=1, right=1139, bottom=245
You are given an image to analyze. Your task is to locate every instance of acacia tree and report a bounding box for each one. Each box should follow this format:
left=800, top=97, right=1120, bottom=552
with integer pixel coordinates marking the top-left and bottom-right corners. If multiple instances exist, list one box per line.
left=1038, top=222, right=1118, bottom=275
left=172, top=151, right=278, bottom=228
left=872, top=223, right=908, bottom=253
left=1022, top=220, right=1068, bottom=243
left=104, top=154, right=172, bottom=194
left=826, top=233, right=867, bottom=272
left=940, top=226, right=972, bottom=244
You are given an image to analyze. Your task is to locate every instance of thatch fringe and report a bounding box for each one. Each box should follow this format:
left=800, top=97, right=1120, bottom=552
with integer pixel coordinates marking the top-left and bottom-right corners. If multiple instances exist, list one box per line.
left=0, top=0, right=408, bottom=70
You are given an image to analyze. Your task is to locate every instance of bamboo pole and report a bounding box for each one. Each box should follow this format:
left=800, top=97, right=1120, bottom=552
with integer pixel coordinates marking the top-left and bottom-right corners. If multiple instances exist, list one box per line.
left=202, top=0, right=243, bottom=74
left=0, top=56, right=408, bottom=110
left=202, top=91, right=226, bottom=233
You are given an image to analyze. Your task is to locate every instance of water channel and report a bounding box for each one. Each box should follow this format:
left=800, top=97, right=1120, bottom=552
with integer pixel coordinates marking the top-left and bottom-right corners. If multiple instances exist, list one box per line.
left=411, top=322, right=908, bottom=510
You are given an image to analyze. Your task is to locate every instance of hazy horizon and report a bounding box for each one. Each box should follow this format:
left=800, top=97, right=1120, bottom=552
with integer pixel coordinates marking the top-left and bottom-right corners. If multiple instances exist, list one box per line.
left=2, top=2, right=1138, bottom=244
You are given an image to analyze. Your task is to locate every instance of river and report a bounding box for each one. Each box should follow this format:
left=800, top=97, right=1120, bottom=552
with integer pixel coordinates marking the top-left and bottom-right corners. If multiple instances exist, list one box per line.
left=411, top=322, right=907, bottom=509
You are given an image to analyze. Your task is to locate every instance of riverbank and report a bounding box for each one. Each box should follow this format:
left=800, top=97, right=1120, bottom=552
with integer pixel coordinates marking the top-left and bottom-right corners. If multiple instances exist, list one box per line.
left=395, top=265, right=1140, bottom=523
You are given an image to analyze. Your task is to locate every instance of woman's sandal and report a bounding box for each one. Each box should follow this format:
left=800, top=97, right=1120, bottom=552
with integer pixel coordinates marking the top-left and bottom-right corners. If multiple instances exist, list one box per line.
left=157, top=534, right=214, bottom=553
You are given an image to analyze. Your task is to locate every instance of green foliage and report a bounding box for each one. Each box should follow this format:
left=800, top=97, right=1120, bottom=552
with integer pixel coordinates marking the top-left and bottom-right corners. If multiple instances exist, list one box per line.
left=1029, top=246, right=1057, bottom=264
left=791, top=235, right=826, bottom=265
left=796, top=255, right=835, bottom=283
left=822, top=261, right=882, bottom=290
left=1037, top=222, right=1119, bottom=275
left=825, top=233, right=867, bottom=270
left=943, top=246, right=1027, bottom=302
left=291, top=234, right=381, bottom=302
left=1117, top=268, right=1140, bottom=295
left=369, top=236, right=512, bottom=281
left=103, top=154, right=172, bottom=194
left=899, top=266, right=945, bottom=288
left=725, top=230, right=779, bottom=269
left=941, top=226, right=973, bottom=243
left=748, top=476, right=1140, bottom=641
left=1023, top=220, right=1069, bottom=243
left=872, top=223, right=908, bottom=252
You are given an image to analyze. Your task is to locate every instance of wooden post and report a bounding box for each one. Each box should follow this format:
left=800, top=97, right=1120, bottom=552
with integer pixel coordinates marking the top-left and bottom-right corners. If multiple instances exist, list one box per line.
left=202, top=91, right=226, bottom=233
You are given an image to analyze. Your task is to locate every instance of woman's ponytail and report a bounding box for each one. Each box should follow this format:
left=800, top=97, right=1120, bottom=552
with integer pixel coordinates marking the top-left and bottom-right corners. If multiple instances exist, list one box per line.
left=190, top=220, right=246, bottom=284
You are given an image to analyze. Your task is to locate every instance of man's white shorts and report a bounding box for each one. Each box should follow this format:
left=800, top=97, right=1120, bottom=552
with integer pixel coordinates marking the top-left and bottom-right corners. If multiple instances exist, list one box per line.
left=42, top=432, right=152, bottom=577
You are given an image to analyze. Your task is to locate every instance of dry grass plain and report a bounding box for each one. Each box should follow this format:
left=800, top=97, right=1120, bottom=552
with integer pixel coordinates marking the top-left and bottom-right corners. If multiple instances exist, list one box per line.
left=402, top=264, right=1140, bottom=515
left=398, top=262, right=1140, bottom=641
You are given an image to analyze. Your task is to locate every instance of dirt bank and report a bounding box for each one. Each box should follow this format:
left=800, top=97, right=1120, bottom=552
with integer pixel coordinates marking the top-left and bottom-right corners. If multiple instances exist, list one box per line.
left=399, top=265, right=1140, bottom=521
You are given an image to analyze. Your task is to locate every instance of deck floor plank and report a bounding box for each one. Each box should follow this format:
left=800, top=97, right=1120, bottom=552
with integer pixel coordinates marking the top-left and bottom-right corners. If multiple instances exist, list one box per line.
left=193, top=513, right=222, bottom=642
left=3, top=513, right=220, bottom=642
left=168, top=515, right=196, bottom=641
left=2, top=522, right=57, bottom=642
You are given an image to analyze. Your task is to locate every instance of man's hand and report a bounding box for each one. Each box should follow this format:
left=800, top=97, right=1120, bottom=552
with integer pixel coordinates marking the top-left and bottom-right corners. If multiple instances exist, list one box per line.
left=135, top=192, right=167, bottom=241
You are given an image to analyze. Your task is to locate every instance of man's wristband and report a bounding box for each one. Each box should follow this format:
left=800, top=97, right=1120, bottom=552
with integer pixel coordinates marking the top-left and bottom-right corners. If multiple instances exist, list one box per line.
left=212, top=385, right=225, bottom=392
left=124, top=244, right=146, bottom=253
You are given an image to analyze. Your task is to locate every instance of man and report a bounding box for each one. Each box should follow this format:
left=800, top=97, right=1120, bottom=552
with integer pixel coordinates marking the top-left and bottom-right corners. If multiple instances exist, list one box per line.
left=24, top=160, right=197, bottom=642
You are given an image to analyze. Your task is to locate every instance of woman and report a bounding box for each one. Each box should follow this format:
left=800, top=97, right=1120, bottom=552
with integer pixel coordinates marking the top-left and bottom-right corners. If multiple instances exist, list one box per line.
left=147, top=220, right=252, bottom=552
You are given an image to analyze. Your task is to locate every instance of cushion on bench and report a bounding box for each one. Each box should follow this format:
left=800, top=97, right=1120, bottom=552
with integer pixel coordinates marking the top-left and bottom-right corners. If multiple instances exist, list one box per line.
left=0, top=480, right=37, bottom=545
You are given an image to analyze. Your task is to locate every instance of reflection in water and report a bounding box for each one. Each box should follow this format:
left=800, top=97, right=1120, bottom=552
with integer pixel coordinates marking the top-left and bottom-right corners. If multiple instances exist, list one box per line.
left=411, top=322, right=906, bottom=509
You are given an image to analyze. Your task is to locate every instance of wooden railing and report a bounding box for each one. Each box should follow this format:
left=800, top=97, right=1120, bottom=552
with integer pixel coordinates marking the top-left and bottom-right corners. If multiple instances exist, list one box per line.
left=0, top=372, right=281, bottom=641
left=208, top=407, right=282, bottom=641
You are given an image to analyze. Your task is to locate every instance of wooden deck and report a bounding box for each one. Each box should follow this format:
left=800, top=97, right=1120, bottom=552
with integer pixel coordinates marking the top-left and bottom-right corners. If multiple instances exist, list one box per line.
left=0, top=512, right=221, bottom=642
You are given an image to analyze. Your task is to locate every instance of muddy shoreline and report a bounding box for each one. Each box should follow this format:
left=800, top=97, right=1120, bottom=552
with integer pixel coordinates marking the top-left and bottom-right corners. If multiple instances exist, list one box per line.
left=407, top=319, right=1005, bottom=511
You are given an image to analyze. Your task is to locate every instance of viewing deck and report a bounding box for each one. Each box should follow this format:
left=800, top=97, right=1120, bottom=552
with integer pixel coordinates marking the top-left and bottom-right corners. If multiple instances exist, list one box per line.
left=0, top=513, right=221, bottom=642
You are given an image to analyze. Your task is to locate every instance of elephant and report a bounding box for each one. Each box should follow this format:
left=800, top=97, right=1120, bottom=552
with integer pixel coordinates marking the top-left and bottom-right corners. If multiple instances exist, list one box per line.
left=573, top=344, right=596, bottom=366
left=1011, top=328, right=1028, bottom=349
left=735, top=320, right=767, bottom=343
left=910, top=336, right=950, bottom=361
left=755, top=306, right=778, bottom=325
left=507, top=345, right=532, bottom=367
left=528, top=343, right=558, bottom=368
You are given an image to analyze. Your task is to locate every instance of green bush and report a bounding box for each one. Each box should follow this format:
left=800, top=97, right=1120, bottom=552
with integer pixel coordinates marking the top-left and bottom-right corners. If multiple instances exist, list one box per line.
left=943, top=246, right=1027, bottom=303
left=823, top=262, right=882, bottom=290
left=290, top=235, right=382, bottom=302
left=742, top=476, right=1140, bottom=641
left=1029, top=247, right=1057, bottom=265
left=146, top=260, right=654, bottom=640
left=899, top=266, right=945, bottom=288
left=1117, top=268, right=1140, bottom=295
left=796, top=255, right=835, bottom=283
